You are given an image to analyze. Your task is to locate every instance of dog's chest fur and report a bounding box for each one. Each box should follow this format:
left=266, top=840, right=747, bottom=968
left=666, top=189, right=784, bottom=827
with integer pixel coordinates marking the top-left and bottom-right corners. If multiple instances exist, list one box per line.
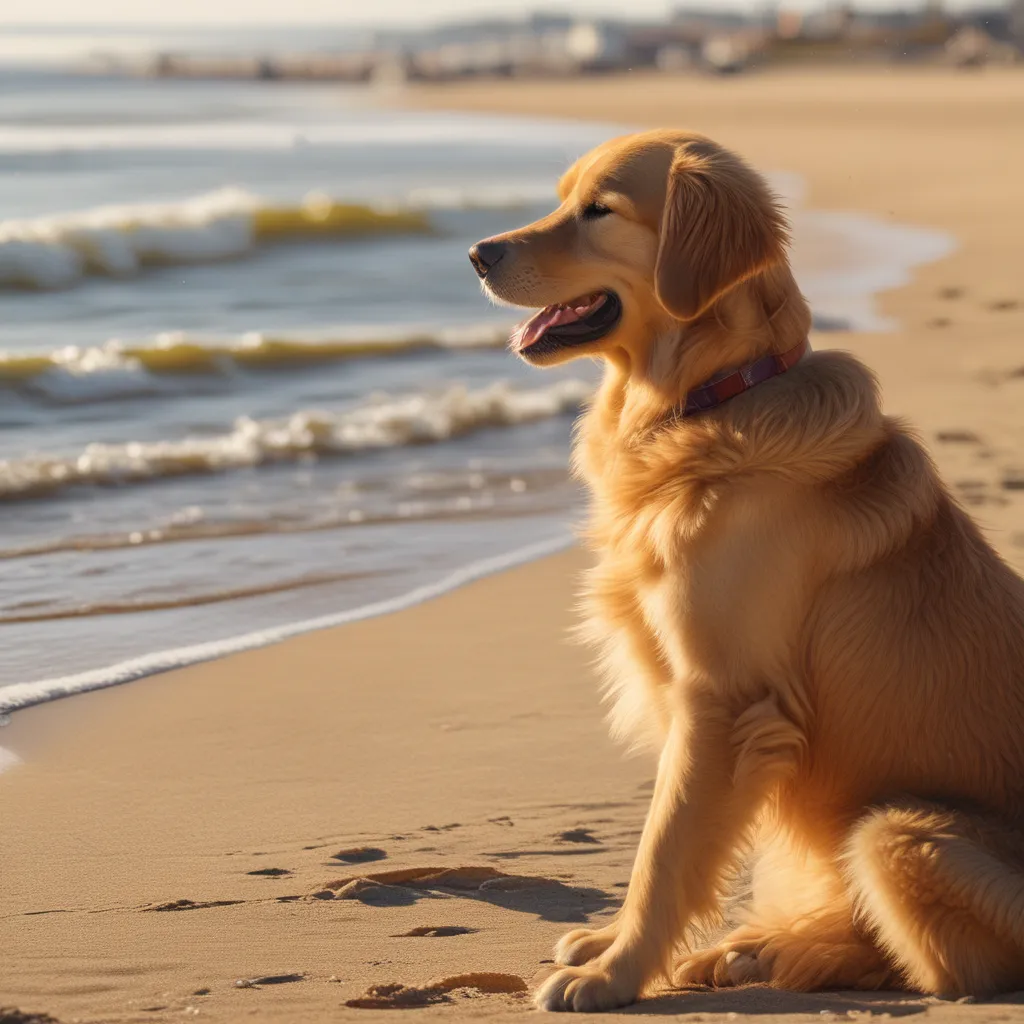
left=573, top=389, right=812, bottom=746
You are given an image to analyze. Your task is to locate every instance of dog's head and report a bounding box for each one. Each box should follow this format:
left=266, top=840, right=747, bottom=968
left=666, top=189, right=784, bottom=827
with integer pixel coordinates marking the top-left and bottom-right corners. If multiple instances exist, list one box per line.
left=470, top=130, right=791, bottom=371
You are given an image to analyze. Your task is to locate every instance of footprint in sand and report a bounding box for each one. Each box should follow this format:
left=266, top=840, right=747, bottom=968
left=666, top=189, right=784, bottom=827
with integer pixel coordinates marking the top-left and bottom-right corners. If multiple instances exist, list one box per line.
left=345, top=973, right=526, bottom=1008
left=0, top=1011, right=61, bottom=1024
left=331, top=846, right=388, bottom=864
left=555, top=827, right=601, bottom=845
left=145, top=898, right=244, bottom=912
left=247, top=867, right=292, bottom=877
left=235, top=973, right=305, bottom=989
left=938, top=286, right=964, bottom=300
left=989, top=299, right=1019, bottom=311
left=954, top=480, right=1007, bottom=507
left=312, top=878, right=418, bottom=906
left=308, top=865, right=617, bottom=922
left=393, top=925, right=477, bottom=937
left=312, top=866, right=517, bottom=902
left=936, top=430, right=982, bottom=445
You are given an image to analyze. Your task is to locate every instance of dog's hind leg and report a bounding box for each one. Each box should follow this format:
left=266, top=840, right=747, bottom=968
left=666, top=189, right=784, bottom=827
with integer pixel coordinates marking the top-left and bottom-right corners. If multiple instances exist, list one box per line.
left=844, top=798, right=1024, bottom=998
left=676, top=835, right=899, bottom=992
left=675, top=901, right=900, bottom=991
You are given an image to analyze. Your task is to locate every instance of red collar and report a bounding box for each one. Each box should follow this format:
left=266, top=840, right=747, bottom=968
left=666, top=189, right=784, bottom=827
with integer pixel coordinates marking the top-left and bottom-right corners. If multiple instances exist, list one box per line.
left=680, top=339, right=810, bottom=417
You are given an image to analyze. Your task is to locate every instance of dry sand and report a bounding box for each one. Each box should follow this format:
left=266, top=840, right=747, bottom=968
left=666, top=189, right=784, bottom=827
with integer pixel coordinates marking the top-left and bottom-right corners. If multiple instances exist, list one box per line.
left=3, top=67, right=1024, bottom=1024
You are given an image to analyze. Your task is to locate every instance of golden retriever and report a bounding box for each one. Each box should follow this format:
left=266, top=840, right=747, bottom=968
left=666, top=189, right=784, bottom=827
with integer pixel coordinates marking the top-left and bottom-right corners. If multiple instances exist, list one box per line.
left=469, top=130, right=1024, bottom=1012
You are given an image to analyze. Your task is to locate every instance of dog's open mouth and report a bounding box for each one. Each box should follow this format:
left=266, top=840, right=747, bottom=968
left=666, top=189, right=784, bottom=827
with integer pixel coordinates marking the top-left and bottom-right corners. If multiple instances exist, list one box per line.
left=510, top=291, right=622, bottom=357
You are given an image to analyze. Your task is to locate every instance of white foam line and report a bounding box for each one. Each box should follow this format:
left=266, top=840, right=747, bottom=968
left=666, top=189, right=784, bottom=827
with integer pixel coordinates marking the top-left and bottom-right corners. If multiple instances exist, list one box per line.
left=0, top=378, right=591, bottom=498
left=0, top=532, right=575, bottom=724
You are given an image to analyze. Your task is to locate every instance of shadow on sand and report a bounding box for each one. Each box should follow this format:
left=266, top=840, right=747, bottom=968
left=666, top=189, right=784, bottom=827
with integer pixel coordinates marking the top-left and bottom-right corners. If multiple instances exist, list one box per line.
left=620, top=987, right=1024, bottom=1017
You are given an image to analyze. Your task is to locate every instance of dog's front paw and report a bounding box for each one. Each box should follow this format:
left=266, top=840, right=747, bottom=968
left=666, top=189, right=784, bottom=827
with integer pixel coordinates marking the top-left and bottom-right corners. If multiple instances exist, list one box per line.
left=534, top=963, right=638, bottom=1012
left=554, top=925, right=618, bottom=966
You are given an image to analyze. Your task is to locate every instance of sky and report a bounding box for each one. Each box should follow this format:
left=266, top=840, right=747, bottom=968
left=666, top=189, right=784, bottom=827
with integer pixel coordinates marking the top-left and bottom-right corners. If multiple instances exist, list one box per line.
left=0, top=0, right=1000, bottom=28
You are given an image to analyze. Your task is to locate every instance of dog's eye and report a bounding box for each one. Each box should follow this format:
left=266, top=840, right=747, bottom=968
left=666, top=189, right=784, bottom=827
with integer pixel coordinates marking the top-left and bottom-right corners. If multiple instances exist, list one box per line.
left=582, top=202, right=613, bottom=220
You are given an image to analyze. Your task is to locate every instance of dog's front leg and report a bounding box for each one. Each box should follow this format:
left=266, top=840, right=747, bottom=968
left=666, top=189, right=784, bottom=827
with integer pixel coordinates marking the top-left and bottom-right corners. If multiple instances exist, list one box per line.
left=536, top=686, right=777, bottom=1012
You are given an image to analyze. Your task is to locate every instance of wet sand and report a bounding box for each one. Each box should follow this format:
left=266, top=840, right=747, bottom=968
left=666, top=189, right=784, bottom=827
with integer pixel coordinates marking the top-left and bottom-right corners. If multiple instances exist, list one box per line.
left=2, top=66, right=1024, bottom=1023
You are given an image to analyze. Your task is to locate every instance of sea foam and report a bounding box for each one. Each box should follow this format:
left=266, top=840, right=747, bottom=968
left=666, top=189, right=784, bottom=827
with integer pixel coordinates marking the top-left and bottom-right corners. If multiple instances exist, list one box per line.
left=0, top=377, right=592, bottom=500
left=0, top=323, right=515, bottom=399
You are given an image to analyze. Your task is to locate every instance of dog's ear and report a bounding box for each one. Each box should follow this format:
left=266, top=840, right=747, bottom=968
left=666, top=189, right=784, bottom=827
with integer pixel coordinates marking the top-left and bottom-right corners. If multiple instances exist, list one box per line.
left=655, top=142, right=788, bottom=322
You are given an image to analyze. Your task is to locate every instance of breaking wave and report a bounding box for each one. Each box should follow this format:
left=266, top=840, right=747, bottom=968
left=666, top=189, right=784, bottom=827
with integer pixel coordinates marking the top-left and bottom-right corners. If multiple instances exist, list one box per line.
left=0, top=188, right=431, bottom=290
left=0, top=182, right=558, bottom=291
left=0, top=323, right=516, bottom=402
left=0, top=377, right=592, bottom=500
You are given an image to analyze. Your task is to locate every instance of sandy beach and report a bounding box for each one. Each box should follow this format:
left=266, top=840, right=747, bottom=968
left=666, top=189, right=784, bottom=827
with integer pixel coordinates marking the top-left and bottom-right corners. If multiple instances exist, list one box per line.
left=3, top=66, right=1024, bottom=1024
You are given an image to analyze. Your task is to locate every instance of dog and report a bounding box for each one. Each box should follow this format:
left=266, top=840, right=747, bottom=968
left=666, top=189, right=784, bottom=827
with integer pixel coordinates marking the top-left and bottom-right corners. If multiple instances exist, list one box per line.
left=469, top=130, right=1024, bottom=1012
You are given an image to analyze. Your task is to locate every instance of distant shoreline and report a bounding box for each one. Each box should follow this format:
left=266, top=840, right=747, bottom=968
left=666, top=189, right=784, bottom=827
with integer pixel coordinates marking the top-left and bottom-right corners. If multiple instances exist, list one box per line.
left=3, top=3, right=1019, bottom=84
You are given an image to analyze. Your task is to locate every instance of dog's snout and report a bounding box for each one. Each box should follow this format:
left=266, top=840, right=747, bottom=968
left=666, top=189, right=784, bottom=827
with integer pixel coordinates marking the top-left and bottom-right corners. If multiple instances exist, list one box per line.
left=469, top=239, right=507, bottom=278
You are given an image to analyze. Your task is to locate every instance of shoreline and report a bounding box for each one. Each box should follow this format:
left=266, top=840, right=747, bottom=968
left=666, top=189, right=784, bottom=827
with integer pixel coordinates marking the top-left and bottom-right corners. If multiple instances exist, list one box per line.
left=3, top=66, right=1024, bottom=1024
left=0, top=532, right=573, bottom=723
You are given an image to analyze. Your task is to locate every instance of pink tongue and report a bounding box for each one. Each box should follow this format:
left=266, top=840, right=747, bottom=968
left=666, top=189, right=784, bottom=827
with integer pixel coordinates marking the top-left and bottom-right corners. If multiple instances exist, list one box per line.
left=518, top=306, right=577, bottom=349
left=513, top=296, right=603, bottom=351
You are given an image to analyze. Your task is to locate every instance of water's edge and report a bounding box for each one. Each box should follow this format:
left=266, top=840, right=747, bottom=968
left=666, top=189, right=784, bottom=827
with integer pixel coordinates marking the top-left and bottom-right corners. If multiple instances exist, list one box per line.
left=0, top=532, right=575, bottom=737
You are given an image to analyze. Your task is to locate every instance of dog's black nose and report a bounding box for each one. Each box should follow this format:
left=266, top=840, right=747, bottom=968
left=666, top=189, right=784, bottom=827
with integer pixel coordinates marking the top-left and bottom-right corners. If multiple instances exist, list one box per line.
left=469, top=239, right=507, bottom=278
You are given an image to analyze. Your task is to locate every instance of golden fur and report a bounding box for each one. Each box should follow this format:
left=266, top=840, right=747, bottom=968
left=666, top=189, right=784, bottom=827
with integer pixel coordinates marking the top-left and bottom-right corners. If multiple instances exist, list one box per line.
left=473, top=129, right=1024, bottom=1012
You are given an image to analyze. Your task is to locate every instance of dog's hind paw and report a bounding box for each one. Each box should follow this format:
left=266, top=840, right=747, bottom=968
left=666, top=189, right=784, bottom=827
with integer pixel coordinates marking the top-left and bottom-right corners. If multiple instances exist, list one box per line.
left=674, top=944, right=764, bottom=988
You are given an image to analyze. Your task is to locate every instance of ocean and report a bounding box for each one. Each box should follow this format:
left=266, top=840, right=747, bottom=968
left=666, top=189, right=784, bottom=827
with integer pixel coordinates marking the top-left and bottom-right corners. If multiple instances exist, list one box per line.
left=0, top=47, right=953, bottom=715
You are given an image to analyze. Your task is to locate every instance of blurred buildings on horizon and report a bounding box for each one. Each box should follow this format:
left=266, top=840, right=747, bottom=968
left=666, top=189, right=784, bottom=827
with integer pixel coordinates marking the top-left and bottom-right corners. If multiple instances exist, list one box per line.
left=62, top=1, right=1024, bottom=81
